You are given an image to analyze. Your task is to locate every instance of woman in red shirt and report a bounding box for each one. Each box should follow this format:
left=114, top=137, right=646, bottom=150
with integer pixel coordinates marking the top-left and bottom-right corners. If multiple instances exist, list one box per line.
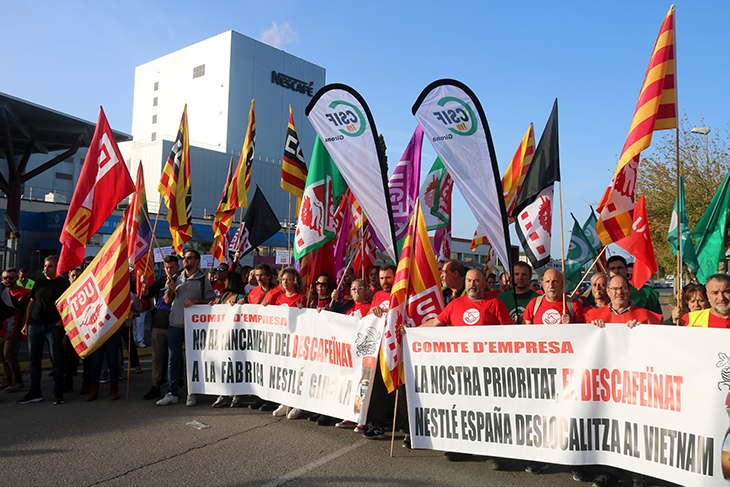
left=271, top=267, right=306, bottom=309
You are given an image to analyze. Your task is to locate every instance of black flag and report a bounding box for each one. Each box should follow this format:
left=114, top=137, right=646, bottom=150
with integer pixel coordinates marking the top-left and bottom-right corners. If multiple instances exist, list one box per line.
left=232, top=186, right=282, bottom=258
left=512, top=99, right=560, bottom=268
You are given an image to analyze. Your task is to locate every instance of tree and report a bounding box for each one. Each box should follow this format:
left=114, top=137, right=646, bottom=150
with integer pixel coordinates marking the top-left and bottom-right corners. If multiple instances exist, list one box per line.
left=637, top=115, right=730, bottom=275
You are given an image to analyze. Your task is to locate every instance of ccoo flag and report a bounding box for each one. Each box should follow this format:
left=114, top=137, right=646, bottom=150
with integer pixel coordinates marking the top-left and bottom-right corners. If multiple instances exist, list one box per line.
left=413, top=79, right=511, bottom=267
left=692, top=171, right=730, bottom=284
left=381, top=201, right=444, bottom=393
left=668, top=175, right=699, bottom=273
left=564, top=214, right=598, bottom=290
left=306, top=84, right=398, bottom=262
left=158, top=105, right=192, bottom=256
left=58, top=107, right=135, bottom=274
left=512, top=100, right=560, bottom=269
left=56, top=218, right=131, bottom=359
left=596, top=6, right=677, bottom=245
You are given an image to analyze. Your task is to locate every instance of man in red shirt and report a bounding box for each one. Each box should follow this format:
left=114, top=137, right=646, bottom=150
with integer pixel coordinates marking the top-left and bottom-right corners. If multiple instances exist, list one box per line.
left=523, top=269, right=585, bottom=325
left=587, top=275, right=663, bottom=327
left=425, top=268, right=512, bottom=327
left=247, top=263, right=282, bottom=305
left=211, top=264, right=228, bottom=298
left=368, top=264, right=395, bottom=317
left=1, top=268, right=31, bottom=393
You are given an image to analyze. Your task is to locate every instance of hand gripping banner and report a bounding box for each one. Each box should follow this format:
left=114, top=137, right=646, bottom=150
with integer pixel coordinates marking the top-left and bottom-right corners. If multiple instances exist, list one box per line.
left=306, top=84, right=398, bottom=262
left=412, top=79, right=511, bottom=268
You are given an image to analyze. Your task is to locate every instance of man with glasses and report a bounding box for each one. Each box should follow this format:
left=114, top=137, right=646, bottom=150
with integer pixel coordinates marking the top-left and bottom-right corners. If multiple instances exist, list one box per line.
left=588, top=274, right=663, bottom=328
left=211, top=265, right=228, bottom=298
left=0, top=268, right=31, bottom=393
left=156, top=250, right=214, bottom=407
left=18, top=256, right=69, bottom=405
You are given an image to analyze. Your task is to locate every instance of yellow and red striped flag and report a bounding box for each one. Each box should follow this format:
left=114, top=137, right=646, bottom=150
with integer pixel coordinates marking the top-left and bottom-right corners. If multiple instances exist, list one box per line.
left=281, top=105, right=308, bottom=216
left=381, top=201, right=444, bottom=393
left=210, top=157, right=236, bottom=264
left=56, top=218, right=131, bottom=359
left=228, top=100, right=256, bottom=209
left=470, top=123, right=535, bottom=250
left=596, top=5, right=677, bottom=244
left=158, top=105, right=192, bottom=256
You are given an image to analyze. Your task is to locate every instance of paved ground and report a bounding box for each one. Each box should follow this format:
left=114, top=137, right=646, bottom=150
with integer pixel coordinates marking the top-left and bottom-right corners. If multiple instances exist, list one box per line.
left=1, top=291, right=681, bottom=487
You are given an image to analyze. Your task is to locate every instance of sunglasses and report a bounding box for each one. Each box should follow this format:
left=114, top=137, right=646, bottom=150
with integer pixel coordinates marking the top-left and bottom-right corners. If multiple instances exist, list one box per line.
left=315, top=282, right=328, bottom=286
left=2, top=276, right=17, bottom=281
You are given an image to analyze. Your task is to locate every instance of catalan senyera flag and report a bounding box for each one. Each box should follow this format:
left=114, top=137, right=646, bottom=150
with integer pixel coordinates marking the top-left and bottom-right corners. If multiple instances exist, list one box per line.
left=57, top=107, right=135, bottom=274
left=381, top=201, right=444, bottom=393
left=596, top=6, right=677, bottom=245
left=158, top=105, right=192, bottom=256
left=470, top=123, right=535, bottom=249
left=210, top=157, right=236, bottom=263
left=56, top=218, right=131, bottom=359
left=231, top=100, right=256, bottom=209
left=281, top=105, right=308, bottom=215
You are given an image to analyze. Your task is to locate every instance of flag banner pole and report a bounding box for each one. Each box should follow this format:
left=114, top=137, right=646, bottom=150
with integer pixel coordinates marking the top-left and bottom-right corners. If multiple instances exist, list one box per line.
left=126, top=323, right=132, bottom=401
left=390, top=388, right=400, bottom=458
left=330, top=250, right=358, bottom=309
left=675, top=126, right=681, bottom=295
left=559, top=181, right=566, bottom=314
left=569, top=246, right=608, bottom=297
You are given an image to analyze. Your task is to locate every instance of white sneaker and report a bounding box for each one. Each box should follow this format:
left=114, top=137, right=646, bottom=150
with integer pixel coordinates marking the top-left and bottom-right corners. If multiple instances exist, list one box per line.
left=287, top=407, right=302, bottom=420
left=186, top=394, right=197, bottom=407
left=272, top=404, right=287, bottom=417
left=156, top=393, right=178, bottom=406
left=212, top=396, right=228, bottom=408
left=136, top=341, right=147, bottom=348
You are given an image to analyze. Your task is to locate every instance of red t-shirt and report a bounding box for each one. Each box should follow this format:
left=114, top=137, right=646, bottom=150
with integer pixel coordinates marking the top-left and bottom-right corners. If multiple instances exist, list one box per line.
left=274, top=292, right=306, bottom=308
left=680, top=312, right=730, bottom=328
left=437, top=295, right=513, bottom=326
left=248, top=286, right=283, bottom=305
left=585, top=305, right=663, bottom=325
left=371, top=290, right=391, bottom=313
left=212, top=281, right=225, bottom=297
left=346, top=302, right=373, bottom=316
left=523, top=296, right=585, bottom=324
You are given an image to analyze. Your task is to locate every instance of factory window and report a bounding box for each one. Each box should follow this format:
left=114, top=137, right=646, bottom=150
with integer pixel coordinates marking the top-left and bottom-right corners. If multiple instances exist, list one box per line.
left=193, top=64, right=206, bottom=79
left=154, top=81, right=159, bottom=91
left=153, top=97, right=158, bottom=107
left=151, top=132, right=156, bottom=141
left=152, top=114, right=157, bottom=124
left=55, top=173, right=72, bottom=180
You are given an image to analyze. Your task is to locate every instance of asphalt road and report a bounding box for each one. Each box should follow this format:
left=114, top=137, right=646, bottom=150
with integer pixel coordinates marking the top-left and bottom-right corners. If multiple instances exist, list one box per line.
left=1, top=353, right=683, bottom=487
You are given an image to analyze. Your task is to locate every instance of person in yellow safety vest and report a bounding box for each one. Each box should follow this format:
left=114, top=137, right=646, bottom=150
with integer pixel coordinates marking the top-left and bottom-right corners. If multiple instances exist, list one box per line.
left=684, top=274, right=730, bottom=328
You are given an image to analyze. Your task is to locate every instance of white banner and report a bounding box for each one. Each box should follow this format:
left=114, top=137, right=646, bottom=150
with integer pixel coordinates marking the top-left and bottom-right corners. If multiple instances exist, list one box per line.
left=413, top=80, right=510, bottom=267
left=185, top=304, right=381, bottom=422
left=306, top=85, right=397, bottom=262
left=403, top=325, right=729, bottom=486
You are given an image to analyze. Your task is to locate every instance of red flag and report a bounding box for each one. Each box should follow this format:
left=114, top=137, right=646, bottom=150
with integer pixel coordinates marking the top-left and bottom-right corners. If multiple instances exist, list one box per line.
left=58, top=108, right=135, bottom=274
left=615, top=195, right=658, bottom=289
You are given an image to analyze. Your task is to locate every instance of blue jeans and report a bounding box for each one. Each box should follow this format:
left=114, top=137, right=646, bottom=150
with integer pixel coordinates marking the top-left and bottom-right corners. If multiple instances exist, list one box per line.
left=91, top=331, right=122, bottom=385
left=28, top=323, right=65, bottom=397
left=167, top=325, right=185, bottom=396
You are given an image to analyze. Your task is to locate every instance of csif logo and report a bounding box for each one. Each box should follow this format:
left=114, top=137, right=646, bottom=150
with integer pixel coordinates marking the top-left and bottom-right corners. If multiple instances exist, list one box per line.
left=324, top=100, right=366, bottom=137
left=432, top=96, right=477, bottom=136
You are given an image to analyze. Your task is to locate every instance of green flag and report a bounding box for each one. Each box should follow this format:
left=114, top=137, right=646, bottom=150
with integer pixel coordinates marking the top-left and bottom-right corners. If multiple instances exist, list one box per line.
left=565, top=213, right=598, bottom=291
left=582, top=207, right=603, bottom=253
left=293, top=136, right=347, bottom=260
left=692, top=171, right=730, bottom=283
left=667, top=176, right=699, bottom=273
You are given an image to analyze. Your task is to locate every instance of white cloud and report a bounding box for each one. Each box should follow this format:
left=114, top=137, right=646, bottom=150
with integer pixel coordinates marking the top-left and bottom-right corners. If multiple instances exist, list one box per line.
left=260, top=21, right=299, bottom=49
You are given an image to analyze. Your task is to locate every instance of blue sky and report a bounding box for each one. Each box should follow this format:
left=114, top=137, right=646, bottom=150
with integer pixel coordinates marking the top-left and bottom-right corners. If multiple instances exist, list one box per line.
left=2, top=0, right=729, bottom=258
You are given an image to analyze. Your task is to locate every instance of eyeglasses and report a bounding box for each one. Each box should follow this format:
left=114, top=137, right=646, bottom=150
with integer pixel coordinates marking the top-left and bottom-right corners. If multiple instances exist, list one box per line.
left=2, top=276, right=16, bottom=281
left=608, top=287, right=628, bottom=292
left=315, top=281, right=328, bottom=286
left=183, top=256, right=195, bottom=261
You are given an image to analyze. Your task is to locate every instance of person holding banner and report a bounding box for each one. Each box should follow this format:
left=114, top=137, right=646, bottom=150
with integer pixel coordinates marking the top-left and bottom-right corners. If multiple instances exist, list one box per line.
left=583, top=273, right=610, bottom=309
left=606, top=256, right=662, bottom=315
left=423, top=268, right=512, bottom=327
left=310, top=273, right=335, bottom=311
left=587, top=275, right=663, bottom=328
left=246, top=264, right=282, bottom=306
left=156, top=250, right=215, bottom=407
left=523, top=269, right=585, bottom=325
left=683, top=274, right=730, bottom=327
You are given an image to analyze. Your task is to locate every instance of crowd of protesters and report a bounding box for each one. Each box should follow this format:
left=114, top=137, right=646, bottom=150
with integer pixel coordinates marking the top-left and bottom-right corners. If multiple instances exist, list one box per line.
left=3, top=251, right=724, bottom=487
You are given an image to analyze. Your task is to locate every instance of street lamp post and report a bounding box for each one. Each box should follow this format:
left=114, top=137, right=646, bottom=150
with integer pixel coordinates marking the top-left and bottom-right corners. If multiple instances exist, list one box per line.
left=690, top=126, right=711, bottom=165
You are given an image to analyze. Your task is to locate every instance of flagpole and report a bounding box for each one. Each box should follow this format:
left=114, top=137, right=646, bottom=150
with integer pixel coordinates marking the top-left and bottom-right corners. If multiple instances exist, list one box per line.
left=675, top=126, right=682, bottom=297
left=558, top=182, right=566, bottom=314
left=330, top=250, right=358, bottom=309
left=569, top=246, right=608, bottom=297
